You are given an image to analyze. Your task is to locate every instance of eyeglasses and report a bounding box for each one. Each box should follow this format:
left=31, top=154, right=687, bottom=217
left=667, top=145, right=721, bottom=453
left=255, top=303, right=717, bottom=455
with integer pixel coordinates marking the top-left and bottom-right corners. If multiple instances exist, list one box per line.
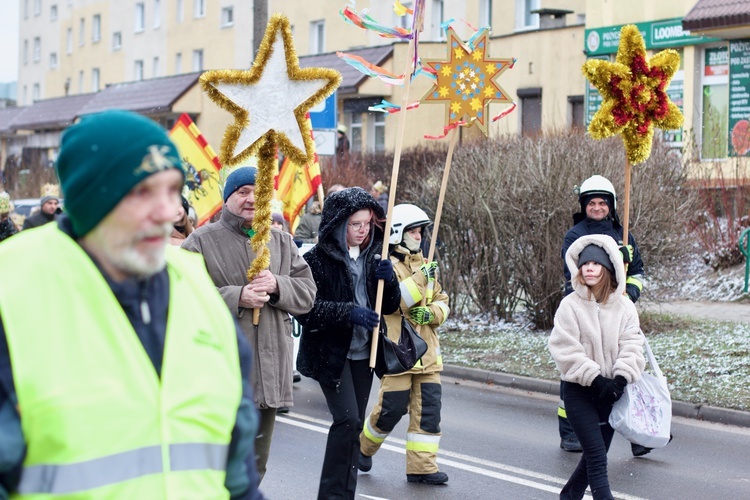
left=347, top=221, right=372, bottom=232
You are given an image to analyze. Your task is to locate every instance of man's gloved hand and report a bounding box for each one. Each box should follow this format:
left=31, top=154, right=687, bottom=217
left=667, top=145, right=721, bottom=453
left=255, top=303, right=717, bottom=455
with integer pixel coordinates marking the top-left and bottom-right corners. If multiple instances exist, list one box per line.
left=409, top=306, right=433, bottom=325
left=419, top=261, right=438, bottom=282
left=375, top=259, right=394, bottom=281
left=350, top=307, right=380, bottom=329
left=619, top=244, right=633, bottom=264
left=592, top=375, right=624, bottom=405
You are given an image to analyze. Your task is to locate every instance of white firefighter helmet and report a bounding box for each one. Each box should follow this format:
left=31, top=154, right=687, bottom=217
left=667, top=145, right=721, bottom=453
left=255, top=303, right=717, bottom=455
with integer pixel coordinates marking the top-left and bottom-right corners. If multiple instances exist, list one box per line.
left=389, top=204, right=432, bottom=245
left=578, top=175, right=616, bottom=210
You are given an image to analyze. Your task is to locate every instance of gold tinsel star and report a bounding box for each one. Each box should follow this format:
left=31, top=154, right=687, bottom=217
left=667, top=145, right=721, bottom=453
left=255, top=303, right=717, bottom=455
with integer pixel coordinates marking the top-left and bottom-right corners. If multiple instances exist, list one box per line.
left=582, top=24, right=683, bottom=164
left=200, top=14, right=341, bottom=168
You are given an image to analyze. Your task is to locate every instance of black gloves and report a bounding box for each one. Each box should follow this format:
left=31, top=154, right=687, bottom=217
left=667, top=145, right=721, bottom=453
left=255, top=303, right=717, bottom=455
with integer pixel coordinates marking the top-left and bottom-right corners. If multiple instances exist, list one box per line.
left=350, top=307, right=380, bottom=329
left=374, top=259, right=394, bottom=281
left=592, top=375, right=626, bottom=405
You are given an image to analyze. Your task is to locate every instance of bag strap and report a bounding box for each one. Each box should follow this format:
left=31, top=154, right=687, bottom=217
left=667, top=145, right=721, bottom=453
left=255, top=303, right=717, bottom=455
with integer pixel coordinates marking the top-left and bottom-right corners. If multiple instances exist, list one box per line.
left=642, top=335, right=663, bottom=378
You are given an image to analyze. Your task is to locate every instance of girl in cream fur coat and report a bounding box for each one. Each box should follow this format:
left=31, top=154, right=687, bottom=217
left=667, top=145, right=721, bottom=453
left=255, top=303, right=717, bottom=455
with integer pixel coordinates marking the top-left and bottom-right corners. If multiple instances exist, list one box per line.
left=549, top=234, right=645, bottom=500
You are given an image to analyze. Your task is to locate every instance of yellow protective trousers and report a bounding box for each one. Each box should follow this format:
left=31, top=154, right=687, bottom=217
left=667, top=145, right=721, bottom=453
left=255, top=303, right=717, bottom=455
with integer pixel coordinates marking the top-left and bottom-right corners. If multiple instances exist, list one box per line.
left=360, top=371, right=442, bottom=475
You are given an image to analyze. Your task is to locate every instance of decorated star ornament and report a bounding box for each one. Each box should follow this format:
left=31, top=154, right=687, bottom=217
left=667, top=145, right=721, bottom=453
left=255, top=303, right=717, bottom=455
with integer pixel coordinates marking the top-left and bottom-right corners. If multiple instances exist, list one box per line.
left=582, top=24, right=683, bottom=165
left=200, top=14, right=340, bottom=302
left=200, top=14, right=341, bottom=168
left=420, top=27, right=514, bottom=136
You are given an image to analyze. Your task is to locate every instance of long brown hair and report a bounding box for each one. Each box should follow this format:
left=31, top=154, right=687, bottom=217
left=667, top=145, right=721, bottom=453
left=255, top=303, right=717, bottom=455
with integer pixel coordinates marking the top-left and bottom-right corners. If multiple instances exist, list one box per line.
left=576, top=266, right=617, bottom=303
left=358, top=208, right=386, bottom=249
left=174, top=211, right=194, bottom=237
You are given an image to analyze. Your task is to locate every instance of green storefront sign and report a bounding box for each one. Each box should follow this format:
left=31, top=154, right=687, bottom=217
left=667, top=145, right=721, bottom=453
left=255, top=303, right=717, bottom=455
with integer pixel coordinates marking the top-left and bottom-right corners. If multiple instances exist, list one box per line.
left=584, top=18, right=720, bottom=56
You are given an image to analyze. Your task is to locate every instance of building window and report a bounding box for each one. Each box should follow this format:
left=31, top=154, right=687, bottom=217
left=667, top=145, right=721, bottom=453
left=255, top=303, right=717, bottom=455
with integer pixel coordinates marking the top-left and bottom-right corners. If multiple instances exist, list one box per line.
left=431, top=0, right=444, bottom=39
left=568, top=95, right=584, bottom=130
left=50, top=52, right=58, bottom=69
left=135, top=3, right=145, bottom=32
left=515, top=0, right=540, bottom=30
left=23, top=40, right=28, bottom=64
left=154, top=0, right=161, bottom=28
left=192, top=49, right=203, bottom=71
left=194, top=0, right=206, bottom=18
left=50, top=4, right=58, bottom=21
left=79, top=18, right=85, bottom=46
left=175, top=52, right=182, bottom=74
left=350, top=113, right=362, bottom=152
left=22, top=85, right=27, bottom=106
left=33, top=0, right=41, bottom=16
left=33, top=37, right=41, bottom=62
left=78, top=70, right=84, bottom=93
left=24, top=0, right=28, bottom=19
left=701, top=46, right=729, bottom=159
left=135, top=60, right=144, bottom=80
left=153, top=56, right=160, bottom=77
left=479, top=0, right=492, bottom=27
left=177, top=0, right=184, bottom=22
left=221, top=6, right=234, bottom=27
left=373, top=113, right=385, bottom=152
left=92, top=14, right=101, bottom=42
left=518, top=87, right=542, bottom=136
left=66, top=28, right=72, bottom=53
left=33, top=83, right=40, bottom=101
left=92, top=68, right=100, bottom=92
left=112, top=31, right=122, bottom=50
left=309, top=20, right=325, bottom=54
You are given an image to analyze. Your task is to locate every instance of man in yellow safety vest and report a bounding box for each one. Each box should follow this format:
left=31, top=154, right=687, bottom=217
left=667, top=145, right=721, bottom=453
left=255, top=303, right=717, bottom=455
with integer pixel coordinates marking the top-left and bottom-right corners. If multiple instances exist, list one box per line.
left=0, top=109, right=263, bottom=499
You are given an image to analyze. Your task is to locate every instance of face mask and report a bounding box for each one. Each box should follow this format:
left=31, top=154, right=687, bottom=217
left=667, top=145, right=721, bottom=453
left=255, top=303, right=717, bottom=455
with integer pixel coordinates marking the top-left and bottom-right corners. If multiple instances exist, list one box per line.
left=402, top=231, right=421, bottom=253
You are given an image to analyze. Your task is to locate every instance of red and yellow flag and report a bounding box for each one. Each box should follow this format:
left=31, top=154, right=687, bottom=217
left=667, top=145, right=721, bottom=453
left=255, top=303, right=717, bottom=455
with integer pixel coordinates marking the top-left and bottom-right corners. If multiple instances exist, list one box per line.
left=169, top=114, right=223, bottom=226
left=275, top=114, right=321, bottom=232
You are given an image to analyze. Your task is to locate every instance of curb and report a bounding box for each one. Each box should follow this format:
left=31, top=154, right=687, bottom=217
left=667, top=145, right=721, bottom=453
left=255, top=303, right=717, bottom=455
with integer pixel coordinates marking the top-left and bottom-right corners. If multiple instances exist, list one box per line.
left=442, top=364, right=750, bottom=429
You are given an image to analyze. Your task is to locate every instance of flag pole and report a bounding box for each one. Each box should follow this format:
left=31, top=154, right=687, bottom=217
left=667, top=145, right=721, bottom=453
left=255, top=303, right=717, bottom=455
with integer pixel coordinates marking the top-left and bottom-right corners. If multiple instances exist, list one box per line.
left=369, top=37, right=417, bottom=369
left=622, top=158, right=632, bottom=247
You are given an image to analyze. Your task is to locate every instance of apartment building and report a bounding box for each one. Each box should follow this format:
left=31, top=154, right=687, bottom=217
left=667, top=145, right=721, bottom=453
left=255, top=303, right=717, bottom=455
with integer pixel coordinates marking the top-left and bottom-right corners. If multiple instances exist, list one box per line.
left=6, top=0, right=750, bottom=185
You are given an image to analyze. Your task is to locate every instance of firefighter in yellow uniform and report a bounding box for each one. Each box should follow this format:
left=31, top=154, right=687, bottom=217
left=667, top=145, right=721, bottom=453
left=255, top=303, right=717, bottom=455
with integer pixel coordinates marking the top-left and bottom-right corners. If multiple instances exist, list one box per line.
left=358, top=204, right=450, bottom=485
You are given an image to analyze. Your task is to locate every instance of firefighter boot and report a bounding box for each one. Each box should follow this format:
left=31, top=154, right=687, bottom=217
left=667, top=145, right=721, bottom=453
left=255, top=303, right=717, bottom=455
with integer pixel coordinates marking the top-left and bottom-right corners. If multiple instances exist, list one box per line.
left=407, top=471, right=449, bottom=485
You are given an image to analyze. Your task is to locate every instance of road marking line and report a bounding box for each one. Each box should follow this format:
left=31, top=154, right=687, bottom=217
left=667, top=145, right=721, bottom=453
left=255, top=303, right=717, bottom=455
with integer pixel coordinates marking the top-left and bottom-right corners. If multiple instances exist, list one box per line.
left=277, top=414, right=645, bottom=499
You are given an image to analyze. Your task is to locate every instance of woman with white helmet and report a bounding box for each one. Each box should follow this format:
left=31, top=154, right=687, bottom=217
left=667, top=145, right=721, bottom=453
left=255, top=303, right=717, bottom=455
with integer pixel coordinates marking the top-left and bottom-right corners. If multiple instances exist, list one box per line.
left=358, top=203, right=451, bottom=485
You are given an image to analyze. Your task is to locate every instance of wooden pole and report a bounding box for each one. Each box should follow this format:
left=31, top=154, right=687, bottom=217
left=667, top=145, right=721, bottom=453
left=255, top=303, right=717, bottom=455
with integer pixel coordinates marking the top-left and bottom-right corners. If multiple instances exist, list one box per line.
left=369, top=37, right=416, bottom=369
left=316, top=183, right=325, bottom=208
left=622, top=159, right=632, bottom=246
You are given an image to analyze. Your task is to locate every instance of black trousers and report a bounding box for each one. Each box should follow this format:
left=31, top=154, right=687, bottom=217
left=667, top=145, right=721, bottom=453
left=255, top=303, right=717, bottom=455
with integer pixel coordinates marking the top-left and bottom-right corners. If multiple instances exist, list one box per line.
left=560, top=381, right=616, bottom=500
left=317, top=359, right=373, bottom=500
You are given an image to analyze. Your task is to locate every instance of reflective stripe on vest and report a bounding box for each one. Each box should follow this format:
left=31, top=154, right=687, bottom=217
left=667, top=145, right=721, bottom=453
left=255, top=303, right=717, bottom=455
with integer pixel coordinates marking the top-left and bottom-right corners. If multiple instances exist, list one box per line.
left=0, top=225, right=241, bottom=499
left=18, top=443, right=229, bottom=495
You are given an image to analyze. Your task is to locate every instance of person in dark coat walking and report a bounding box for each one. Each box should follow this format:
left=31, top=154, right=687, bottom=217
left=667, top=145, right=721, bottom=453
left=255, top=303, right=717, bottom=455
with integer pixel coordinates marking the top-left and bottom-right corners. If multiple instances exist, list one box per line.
left=21, top=195, right=60, bottom=230
left=295, top=187, right=401, bottom=500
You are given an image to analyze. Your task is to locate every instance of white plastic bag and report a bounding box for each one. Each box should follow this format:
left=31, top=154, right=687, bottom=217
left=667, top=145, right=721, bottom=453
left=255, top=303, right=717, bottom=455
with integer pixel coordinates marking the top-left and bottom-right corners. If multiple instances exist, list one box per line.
left=609, top=337, right=672, bottom=448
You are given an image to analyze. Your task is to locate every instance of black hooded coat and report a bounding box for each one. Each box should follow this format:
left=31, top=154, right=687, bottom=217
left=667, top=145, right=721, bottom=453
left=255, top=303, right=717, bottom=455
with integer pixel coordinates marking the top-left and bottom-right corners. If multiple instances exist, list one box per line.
left=295, top=187, right=401, bottom=386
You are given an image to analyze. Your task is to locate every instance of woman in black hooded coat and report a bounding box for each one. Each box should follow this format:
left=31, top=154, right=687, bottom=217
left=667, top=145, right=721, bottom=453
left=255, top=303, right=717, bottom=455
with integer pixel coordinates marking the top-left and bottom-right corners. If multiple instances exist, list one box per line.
left=296, top=187, right=401, bottom=500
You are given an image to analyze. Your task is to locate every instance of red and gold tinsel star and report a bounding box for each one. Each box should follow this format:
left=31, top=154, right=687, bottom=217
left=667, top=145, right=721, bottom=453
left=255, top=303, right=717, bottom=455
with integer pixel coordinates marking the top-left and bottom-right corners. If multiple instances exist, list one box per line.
left=583, top=24, right=683, bottom=164
left=421, top=27, right=513, bottom=135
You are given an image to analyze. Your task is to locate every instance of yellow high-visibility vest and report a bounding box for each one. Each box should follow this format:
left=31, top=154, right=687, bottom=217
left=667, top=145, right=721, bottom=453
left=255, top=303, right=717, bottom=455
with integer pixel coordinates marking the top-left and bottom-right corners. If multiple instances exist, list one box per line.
left=0, top=225, right=241, bottom=498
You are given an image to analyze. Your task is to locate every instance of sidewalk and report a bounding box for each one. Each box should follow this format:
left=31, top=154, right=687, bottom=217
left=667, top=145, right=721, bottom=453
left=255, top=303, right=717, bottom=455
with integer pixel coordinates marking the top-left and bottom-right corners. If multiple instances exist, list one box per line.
left=443, top=299, right=750, bottom=429
left=636, top=300, right=750, bottom=323
left=442, top=365, right=750, bottom=428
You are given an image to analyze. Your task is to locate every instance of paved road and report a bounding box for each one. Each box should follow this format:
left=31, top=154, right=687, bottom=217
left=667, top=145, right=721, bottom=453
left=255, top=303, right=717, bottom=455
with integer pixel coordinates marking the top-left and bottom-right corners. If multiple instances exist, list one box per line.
left=261, top=375, right=750, bottom=499
left=637, top=300, right=750, bottom=323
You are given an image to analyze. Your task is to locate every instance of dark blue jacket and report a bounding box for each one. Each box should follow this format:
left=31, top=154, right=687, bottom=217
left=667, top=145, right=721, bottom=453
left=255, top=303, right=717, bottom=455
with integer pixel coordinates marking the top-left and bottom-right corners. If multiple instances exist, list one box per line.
left=562, top=217, right=644, bottom=302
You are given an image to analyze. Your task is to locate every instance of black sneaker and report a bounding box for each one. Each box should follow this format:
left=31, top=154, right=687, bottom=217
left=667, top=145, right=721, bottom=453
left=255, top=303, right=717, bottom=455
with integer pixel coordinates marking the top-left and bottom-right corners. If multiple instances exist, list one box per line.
left=560, top=438, right=583, bottom=452
left=293, top=370, right=302, bottom=383
left=407, top=472, right=449, bottom=485
left=357, top=452, right=372, bottom=472
left=631, top=443, right=652, bottom=457
left=276, top=406, right=289, bottom=414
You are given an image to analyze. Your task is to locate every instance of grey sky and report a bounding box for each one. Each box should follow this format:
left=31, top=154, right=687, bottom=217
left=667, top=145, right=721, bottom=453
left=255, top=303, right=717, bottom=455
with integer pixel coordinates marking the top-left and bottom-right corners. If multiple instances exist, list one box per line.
left=0, top=0, right=20, bottom=83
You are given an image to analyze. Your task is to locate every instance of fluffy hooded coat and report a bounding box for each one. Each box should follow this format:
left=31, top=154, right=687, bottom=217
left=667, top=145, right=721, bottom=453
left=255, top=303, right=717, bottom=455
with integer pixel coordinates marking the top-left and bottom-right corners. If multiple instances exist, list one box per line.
left=549, top=234, right=645, bottom=386
left=295, top=187, right=401, bottom=386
